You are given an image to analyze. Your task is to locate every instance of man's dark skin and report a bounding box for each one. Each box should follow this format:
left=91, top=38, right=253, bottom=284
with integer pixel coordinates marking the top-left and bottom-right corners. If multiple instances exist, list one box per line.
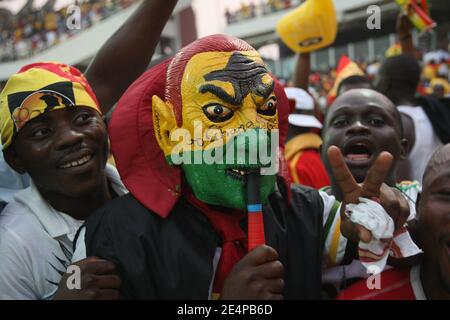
left=2, top=0, right=179, bottom=299
left=84, top=0, right=180, bottom=113
left=395, top=12, right=417, bottom=59
left=321, top=89, right=409, bottom=200
left=5, top=107, right=110, bottom=221
left=293, top=52, right=310, bottom=91
left=417, top=144, right=450, bottom=299
left=221, top=245, right=285, bottom=300
left=321, top=89, right=418, bottom=259
left=56, top=257, right=121, bottom=300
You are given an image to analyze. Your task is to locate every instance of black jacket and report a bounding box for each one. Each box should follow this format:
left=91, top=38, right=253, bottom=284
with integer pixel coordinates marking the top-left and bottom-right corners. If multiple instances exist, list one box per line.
left=84, top=184, right=324, bottom=299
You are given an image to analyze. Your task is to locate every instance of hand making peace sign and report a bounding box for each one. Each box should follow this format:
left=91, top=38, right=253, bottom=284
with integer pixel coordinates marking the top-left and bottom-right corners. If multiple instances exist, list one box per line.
left=327, top=146, right=410, bottom=243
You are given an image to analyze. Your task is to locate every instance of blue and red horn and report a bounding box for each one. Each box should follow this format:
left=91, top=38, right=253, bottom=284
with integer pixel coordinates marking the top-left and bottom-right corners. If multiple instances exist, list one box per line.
left=247, top=171, right=266, bottom=250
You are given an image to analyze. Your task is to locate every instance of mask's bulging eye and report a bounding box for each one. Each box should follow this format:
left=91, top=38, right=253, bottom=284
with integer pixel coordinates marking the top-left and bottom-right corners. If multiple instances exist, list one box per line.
left=203, top=104, right=234, bottom=122
left=258, top=96, right=277, bottom=116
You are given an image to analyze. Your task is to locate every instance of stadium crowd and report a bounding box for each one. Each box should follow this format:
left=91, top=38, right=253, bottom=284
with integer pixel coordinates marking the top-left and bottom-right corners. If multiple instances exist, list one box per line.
left=295, top=49, right=450, bottom=114
left=225, top=0, right=300, bottom=25
left=0, top=0, right=137, bottom=62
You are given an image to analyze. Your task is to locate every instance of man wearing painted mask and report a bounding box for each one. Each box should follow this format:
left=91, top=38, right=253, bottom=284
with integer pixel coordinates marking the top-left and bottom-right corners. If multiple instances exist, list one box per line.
left=0, top=63, right=126, bottom=300
left=76, top=35, right=410, bottom=299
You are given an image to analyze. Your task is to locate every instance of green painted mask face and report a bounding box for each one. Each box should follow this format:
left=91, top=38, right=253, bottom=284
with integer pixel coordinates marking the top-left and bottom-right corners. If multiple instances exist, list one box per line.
left=181, top=129, right=277, bottom=209
left=153, top=50, right=279, bottom=209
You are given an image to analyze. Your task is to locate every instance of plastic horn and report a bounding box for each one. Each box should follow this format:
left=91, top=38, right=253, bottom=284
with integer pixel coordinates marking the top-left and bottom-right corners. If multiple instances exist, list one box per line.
left=247, top=171, right=265, bottom=250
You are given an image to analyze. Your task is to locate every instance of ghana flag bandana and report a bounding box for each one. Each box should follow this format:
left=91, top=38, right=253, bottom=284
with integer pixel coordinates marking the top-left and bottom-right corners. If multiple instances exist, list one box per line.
left=0, top=62, right=100, bottom=150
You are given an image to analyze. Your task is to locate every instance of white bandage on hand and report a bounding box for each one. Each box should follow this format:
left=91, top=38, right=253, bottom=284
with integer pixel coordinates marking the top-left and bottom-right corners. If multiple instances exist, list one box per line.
left=345, top=197, right=422, bottom=274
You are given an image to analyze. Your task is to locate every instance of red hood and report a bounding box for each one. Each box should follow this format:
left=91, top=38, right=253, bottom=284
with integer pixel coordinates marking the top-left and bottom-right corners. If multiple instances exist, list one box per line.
left=109, top=59, right=291, bottom=218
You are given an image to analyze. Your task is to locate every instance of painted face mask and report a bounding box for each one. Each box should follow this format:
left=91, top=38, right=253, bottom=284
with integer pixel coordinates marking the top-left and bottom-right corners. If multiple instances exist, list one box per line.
left=108, top=34, right=290, bottom=218
left=153, top=50, right=279, bottom=210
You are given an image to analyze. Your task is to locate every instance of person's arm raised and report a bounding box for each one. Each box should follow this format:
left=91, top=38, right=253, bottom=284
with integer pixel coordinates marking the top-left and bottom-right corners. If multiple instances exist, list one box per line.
left=396, top=11, right=417, bottom=59
left=85, top=0, right=178, bottom=113
left=292, top=52, right=310, bottom=91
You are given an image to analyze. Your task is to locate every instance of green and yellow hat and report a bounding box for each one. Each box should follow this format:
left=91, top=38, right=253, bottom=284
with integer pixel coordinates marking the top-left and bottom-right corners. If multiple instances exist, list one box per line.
left=0, top=62, right=101, bottom=150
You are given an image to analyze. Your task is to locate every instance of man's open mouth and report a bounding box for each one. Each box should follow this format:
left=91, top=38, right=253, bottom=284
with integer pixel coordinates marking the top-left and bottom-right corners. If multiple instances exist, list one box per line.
left=58, top=153, right=93, bottom=169
left=342, top=140, right=376, bottom=167
left=225, top=167, right=261, bottom=181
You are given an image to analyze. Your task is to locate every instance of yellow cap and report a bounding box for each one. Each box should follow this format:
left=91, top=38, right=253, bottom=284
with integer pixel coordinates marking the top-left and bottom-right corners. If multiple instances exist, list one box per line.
left=0, top=62, right=100, bottom=150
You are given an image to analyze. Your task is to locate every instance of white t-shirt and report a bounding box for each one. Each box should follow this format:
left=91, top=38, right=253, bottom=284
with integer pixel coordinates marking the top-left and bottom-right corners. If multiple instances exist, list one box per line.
left=0, top=164, right=127, bottom=300
left=0, top=135, right=30, bottom=203
left=398, top=105, right=443, bottom=184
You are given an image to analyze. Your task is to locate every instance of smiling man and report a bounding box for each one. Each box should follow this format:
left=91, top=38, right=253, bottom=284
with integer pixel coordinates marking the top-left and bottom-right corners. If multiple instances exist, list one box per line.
left=0, top=0, right=180, bottom=300
left=0, top=0, right=180, bottom=204
left=0, top=63, right=126, bottom=300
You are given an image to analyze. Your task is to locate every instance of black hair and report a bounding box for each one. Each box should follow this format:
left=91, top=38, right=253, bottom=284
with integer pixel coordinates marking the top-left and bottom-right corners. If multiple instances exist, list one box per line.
left=337, top=75, right=371, bottom=96
left=377, top=54, right=421, bottom=102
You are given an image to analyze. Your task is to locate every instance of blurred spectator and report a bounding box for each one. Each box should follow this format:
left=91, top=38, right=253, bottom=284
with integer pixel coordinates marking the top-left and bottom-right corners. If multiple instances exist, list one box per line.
left=249, top=2, right=256, bottom=17
left=284, top=45, right=449, bottom=115
left=284, top=87, right=330, bottom=189
left=225, top=9, right=234, bottom=24
left=225, top=0, right=301, bottom=25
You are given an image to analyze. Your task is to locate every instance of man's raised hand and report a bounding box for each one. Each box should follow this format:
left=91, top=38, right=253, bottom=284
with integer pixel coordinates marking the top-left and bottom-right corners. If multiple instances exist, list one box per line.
left=326, top=145, right=408, bottom=243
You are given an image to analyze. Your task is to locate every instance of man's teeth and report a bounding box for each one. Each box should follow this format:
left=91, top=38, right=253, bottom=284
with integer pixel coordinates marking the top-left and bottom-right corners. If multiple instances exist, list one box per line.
left=231, top=169, right=246, bottom=176
left=347, top=153, right=370, bottom=161
left=60, top=155, right=92, bottom=169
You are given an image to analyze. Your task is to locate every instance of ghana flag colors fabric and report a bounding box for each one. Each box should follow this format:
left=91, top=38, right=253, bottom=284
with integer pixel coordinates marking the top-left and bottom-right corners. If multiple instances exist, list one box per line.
left=0, top=62, right=100, bottom=150
left=395, top=0, right=436, bottom=33
left=327, top=55, right=365, bottom=105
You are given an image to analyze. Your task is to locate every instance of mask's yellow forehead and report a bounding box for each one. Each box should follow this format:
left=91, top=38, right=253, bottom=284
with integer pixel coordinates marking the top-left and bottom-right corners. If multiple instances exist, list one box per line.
left=181, top=50, right=266, bottom=96
left=172, top=50, right=277, bottom=153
